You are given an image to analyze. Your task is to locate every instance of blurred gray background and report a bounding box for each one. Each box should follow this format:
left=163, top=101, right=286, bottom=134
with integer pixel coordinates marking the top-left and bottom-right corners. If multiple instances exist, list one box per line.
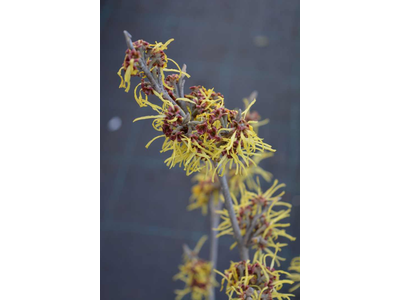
left=101, top=0, right=299, bottom=299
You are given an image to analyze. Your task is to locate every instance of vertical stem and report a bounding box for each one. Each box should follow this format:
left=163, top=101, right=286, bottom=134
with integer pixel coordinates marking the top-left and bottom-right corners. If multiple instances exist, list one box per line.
left=209, top=196, right=222, bottom=266
left=219, top=174, right=249, bottom=261
left=208, top=195, right=222, bottom=300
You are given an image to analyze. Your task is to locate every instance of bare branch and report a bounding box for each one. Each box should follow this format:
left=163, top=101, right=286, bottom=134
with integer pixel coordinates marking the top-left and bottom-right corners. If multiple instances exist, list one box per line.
left=243, top=205, right=268, bottom=246
left=178, top=64, right=190, bottom=112
left=178, top=64, right=187, bottom=97
left=219, top=174, right=249, bottom=261
left=123, top=30, right=133, bottom=50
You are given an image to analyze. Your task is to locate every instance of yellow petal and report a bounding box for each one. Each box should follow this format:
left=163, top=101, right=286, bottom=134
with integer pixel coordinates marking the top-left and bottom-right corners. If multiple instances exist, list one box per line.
left=132, top=115, right=165, bottom=123
left=145, top=135, right=165, bottom=148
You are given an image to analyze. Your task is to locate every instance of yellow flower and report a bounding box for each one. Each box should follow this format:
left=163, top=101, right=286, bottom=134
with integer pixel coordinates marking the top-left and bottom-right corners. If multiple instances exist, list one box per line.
left=174, top=236, right=217, bottom=300
left=228, top=96, right=273, bottom=193
left=188, top=172, right=220, bottom=215
left=211, top=102, right=275, bottom=177
left=215, top=180, right=296, bottom=266
left=286, top=257, right=300, bottom=292
left=214, top=251, right=294, bottom=300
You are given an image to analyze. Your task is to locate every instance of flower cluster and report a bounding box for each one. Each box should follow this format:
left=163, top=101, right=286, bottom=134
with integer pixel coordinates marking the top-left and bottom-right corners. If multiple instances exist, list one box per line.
left=286, top=257, right=300, bottom=293
left=118, top=38, right=175, bottom=92
left=216, top=180, right=296, bottom=266
left=117, top=38, right=275, bottom=178
left=174, top=236, right=217, bottom=300
left=227, top=96, right=273, bottom=193
left=215, top=252, right=294, bottom=300
left=189, top=172, right=221, bottom=215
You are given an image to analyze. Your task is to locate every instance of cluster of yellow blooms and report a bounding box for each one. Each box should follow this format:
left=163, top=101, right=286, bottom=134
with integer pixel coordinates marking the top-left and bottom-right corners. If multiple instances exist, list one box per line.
left=216, top=180, right=296, bottom=265
left=189, top=172, right=220, bottom=215
left=213, top=178, right=300, bottom=299
left=188, top=93, right=273, bottom=215
left=118, top=38, right=275, bottom=178
left=117, top=36, right=299, bottom=299
left=173, top=236, right=217, bottom=300
left=215, top=251, right=294, bottom=300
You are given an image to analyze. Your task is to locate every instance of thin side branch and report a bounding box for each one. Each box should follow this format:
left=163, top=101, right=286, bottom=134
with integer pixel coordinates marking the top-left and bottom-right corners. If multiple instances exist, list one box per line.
left=178, top=64, right=187, bottom=99
left=243, top=205, right=268, bottom=246
left=219, top=174, right=249, bottom=261
left=177, top=64, right=189, bottom=112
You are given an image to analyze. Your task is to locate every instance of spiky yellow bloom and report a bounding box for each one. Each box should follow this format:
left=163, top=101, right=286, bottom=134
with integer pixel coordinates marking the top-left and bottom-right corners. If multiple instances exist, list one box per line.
left=174, top=259, right=216, bottom=300
left=174, top=236, right=217, bottom=300
left=286, top=257, right=300, bottom=293
left=118, top=39, right=275, bottom=178
left=242, top=95, right=270, bottom=135
left=189, top=172, right=220, bottom=215
left=226, top=97, right=272, bottom=194
left=214, top=251, right=294, bottom=300
left=216, top=180, right=296, bottom=266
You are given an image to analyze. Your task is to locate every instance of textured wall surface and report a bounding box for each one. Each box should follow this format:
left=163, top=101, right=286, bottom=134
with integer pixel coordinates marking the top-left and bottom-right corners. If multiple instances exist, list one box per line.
left=101, top=0, right=299, bottom=299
